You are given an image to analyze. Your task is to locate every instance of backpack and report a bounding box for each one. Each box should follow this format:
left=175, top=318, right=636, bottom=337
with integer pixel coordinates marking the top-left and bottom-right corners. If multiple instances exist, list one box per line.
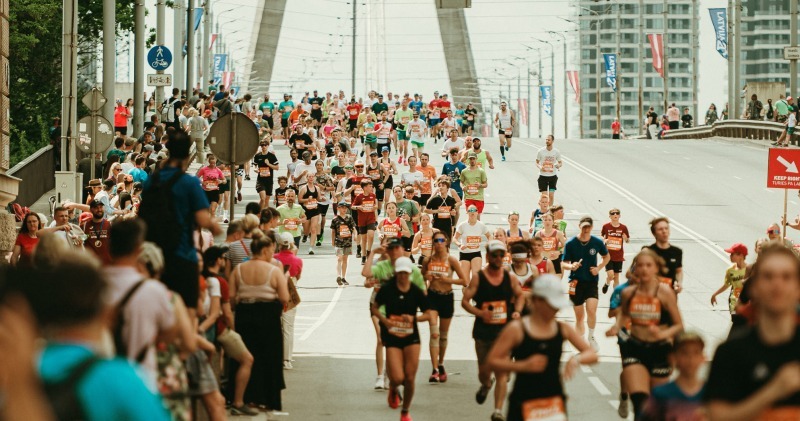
left=112, top=279, right=148, bottom=362
left=44, top=355, right=101, bottom=421
left=138, top=169, right=184, bottom=253
left=161, top=98, right=177, bottom=123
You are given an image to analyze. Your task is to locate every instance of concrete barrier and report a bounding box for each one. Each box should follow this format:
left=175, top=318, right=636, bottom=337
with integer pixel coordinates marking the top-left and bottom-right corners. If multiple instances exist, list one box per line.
left=663, top=119, right=787, bottom=143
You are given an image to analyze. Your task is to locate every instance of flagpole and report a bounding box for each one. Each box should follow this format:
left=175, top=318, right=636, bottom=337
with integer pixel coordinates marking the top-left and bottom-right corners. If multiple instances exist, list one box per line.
left=638, top=0, right=644, bottom=134
left=616, top=2, right=621, bottom=122
left=662, top=0, right=668, bottom=115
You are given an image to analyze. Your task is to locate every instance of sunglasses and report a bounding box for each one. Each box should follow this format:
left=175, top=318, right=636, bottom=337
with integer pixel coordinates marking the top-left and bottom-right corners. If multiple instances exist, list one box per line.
left=467, top=208, right=478, bottom=213
left=767, top=229, right=780, bottom=234
left=434, top=238, right=447, bottom=243
left=610, top=212, right=620, bottom=216
left=509, top=211, right=519, bottom=216
left=113, top=168, right=122, bottom=172
left=355, top=165, right=364, bottom=168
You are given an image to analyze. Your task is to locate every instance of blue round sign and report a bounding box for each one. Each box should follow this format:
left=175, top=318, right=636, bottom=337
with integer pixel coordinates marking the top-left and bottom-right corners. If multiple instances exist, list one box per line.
left=147, top=45, right=172, bottom=71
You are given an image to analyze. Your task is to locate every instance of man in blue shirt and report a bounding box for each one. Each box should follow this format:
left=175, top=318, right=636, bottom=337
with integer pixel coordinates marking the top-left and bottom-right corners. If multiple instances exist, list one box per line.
left=127, top=155, right=149, bottom=183
left=442, top=148, right=467, bottom=199
left=409, top=94, right=424, bottom=115
left=561, top=216, right=610, bottom=350
left=279, top=94, right=295, bottom=139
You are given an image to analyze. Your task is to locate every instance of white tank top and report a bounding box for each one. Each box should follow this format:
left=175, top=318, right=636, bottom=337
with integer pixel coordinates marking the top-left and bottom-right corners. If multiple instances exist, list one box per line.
left=498, top=111, right=512, bottom=129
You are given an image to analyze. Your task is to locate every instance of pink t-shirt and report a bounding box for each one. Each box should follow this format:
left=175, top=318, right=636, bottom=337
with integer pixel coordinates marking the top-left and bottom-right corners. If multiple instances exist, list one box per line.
left=196, top=166, right=225, bottom=191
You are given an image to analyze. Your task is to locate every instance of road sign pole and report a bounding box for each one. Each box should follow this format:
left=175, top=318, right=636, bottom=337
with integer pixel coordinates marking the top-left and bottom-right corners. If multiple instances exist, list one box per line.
left=784, top=188, right=789, bottom=240
left=90, top=108, right=96, bottom=180
left=155, top=0, right=165, bottom=112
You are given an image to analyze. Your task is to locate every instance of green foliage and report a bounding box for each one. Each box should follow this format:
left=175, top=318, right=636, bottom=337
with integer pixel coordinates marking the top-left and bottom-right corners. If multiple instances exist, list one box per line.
left=7, top=0, right=135, bottom=167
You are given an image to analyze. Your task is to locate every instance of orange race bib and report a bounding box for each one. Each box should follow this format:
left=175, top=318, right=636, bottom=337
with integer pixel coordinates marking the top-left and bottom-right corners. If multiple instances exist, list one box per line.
left=338, top=225, right=352, bottom=238
left=428, top=262, right=450, bottom=278
left=368, top=169, right=381, bottom=180
left=568, top=280, right=577, bottom=296
left=466, top=235, right=481, bottom=250
left=276, top=194, right=286, bottom=205
left=361, top=200, right=375, bottom=213
left=305, top=199, right=318, bottom=209
left=203, top=179, right=219, bottom=190
left=466, top=184, right=480, bottom=196
left=630, top=295, right=662, bottom=326
left=437, top=206, right=452, bottom=219
left=383, top=224, right=400, bottom=236
left=521, top=396, right=567, bottom=421
left=508, top=235, right=522, bottom=244
left=284, top=218, right=299, bottom=231
left=222, top=169, right=231, bottom=177
left=757, top=407, right=800, bottom=421
left=421, top=237, right=432, bottom=251
left=732, top=287, right=743, bottom=300
left=541, top=236, right=556, bottom=251
left=542, top=161, right=554, bottom=173
left=659, top=276, right=673, bottom=287
left=606, top=237, right=623, bottom=251
left=259, top=167, right=271, bottom=177
left=504, top=128, right=512, bottom=136
left=481, top=300, right=508, bottom=324
left=387, top=315, right=414, bottom=337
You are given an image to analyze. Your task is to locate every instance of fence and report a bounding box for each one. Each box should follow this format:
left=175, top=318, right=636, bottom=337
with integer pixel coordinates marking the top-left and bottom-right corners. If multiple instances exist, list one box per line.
left=662, top=119, right=787, bottom=142
left=7, top=145, right=55, bottom=207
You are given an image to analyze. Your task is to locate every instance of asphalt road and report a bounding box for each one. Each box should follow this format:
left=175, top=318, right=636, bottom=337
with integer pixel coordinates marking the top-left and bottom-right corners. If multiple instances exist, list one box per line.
left=223, top=136, right=780, bottom=421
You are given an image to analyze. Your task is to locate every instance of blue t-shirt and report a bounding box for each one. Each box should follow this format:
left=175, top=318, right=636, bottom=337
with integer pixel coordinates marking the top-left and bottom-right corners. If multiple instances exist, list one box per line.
left=609, top=281, right=630, bottom=311
left=562, top=235, right=608, bottom=283
left=128, top=167, right=149, bottom=184
left=144, top=166, right=209, bottom=262
left=409, top=101, right=423, bottom=113
left=442, top=161, right=467, bottom=195
left=39, top=343, right=170, bottom=421
left=640, top=381, right=705, bottom=421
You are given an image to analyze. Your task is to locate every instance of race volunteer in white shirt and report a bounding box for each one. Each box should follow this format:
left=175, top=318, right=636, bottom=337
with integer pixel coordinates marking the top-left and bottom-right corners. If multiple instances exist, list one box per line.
left=535, top=134, right=562, bottom=203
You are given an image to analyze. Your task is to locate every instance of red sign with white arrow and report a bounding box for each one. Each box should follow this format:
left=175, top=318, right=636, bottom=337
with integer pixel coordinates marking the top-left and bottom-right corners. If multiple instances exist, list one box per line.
left=767, top=148, right=800, bottom=188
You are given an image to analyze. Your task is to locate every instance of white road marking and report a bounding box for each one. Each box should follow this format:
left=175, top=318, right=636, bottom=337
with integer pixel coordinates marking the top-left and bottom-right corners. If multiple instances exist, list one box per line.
left=580, top=365, right=592, bottom=374
left=588, top=376, right=612, bottom=395
left=733, top=176, right=742, bottom=180
left=299, top=286, right=343, bottom=341
left=706, top=165, right=714, bottom=169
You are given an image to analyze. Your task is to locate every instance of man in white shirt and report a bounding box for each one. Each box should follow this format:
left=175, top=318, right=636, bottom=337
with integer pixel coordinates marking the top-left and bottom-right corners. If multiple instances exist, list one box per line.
left=292, top=150, right=318, bottom=187
left=440, top=128, right=465, bottom=157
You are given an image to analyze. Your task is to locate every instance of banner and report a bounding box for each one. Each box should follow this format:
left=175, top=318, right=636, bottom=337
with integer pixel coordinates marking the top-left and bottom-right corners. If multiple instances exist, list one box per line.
left=517, top=98, right=528, bottom=126
left=221, top=72, right=235, bottom=89
left=647, top=33, right=665, bottom=78
left=566, top=71, right=580, bottom=103
left=603, top=53, right=617, bottom=91
left=213, top=54, right=227, bottom=85
left=709, top=8, right=728, bottom=59
left=194, top=8, right=204, bottom=31
left=540, top=86, right=552, bottom=117
left=209, top=34, right=218, bottom=51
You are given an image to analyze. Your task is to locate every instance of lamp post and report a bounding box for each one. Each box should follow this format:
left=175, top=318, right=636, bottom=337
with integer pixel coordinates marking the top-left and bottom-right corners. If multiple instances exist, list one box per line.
left=533, top=37, right=555, bottom=137
left=549, top=31, right=568, bottom=139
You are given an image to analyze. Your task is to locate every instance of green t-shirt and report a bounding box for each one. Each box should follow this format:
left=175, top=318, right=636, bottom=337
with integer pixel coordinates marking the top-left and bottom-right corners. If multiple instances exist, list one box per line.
left=364, top=122, right=377, bottom=143
left=394, top=109, right=414, bottom=130
left=260, top=101, right=275, bottom=115
left=279, top=101, right=294, bottom=119
left=395, top=199, right=419, bottom=235
left=372, top=260, right=426, bottom=291
left=277, top=204, right=305, bottom=236
left=776, top=99, right=790, bottom=116
left=724, top=265, right=746, bottom=313
left=460, top=168, right=487, bottom=201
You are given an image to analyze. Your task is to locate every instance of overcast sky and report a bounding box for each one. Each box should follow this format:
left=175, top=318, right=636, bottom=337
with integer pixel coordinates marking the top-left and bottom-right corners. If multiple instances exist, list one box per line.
left=140, top=0, right=728, bottom=136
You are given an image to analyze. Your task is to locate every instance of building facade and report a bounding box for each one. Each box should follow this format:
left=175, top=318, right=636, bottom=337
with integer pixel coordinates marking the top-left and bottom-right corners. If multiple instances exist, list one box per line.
left=741, top=0, right=794, bottom=89
left=576, top=0, right=699, bottom=138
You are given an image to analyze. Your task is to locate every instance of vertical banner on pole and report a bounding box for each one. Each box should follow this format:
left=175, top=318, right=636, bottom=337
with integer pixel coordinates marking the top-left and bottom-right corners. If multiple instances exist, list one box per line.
left=540, top=86, right=553, bottom=117
left=647, top=33, right=665, bottom=78
left=603, top=53, right=618, bottom=91
left=567, top=71, right=581, bottom=103
left=517, top=98, right=528, bottom=126
left=709, top=8, right=729, bottom=59
left=221, top=71, right=234, bottom=88
left=213, top=53, right=227, bottom=85
left=209, top=34, right=218, bottom=51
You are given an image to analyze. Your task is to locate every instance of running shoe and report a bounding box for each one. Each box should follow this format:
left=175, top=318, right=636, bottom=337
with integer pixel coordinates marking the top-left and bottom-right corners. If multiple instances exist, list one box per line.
left=283, top=361, right=293, bottom=370
left=400, top=411, right=413, bottom=421
left=602, top=283, right=610, bottom=294
left=589, top=336, right=599, bottom=352
left=230, top=404, right=259, bottom=416
left=398, top=156, right=403, bottom=163
left=375, top=375, right=384, bottom=390
left=429, top=369, right=439, bottom=383
left=388, top=388, right=401, bottom=409
left=316, top=239, right=323, bottom=247
left=501, top=156, right=506, bottom=161
left=438, top=365, right=447, bottom=383
left=618, top=394, right=629, bottom=418
left=309, top=249, right=315, bottom=255
left=362, top=255, right=367, bottom=265
left=490, top=410, right=506, bottom=421
left=772, top=142, right=780, bottom=146
left=245, top=175, right=251, bottom=181
left=475, top=378, right=494, bottom=404
left=384, top=374, right=390, bottom=390
left=302, top=235, right=308, bottom=243
left=357, top=245, right=362, bottom=258
left=336, top=277, right=343, bottom=286
left=341, top=278, right=350, bottom=286
left=237, top=191, right=243, bottom=202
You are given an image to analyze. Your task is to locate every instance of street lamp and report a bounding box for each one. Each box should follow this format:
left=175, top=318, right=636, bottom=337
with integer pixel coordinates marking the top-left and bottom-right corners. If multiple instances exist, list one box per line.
left=532, top=37, right=555, bottom=137
left=524, top=45, right=544, bottom=138
left=548, top=31, right=569, bottom=139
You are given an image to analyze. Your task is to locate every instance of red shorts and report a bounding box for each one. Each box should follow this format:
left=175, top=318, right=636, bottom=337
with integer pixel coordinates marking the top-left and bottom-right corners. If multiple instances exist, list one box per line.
left=464, top=199, right=485, bottom=214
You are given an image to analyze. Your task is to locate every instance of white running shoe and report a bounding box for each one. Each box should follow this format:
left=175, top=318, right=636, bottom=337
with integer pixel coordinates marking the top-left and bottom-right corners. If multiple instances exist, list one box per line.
left=283, top=361, right=293, bottom=370
left=617, top=395, right=629, bottom=418
left=375, top=375, right=384, bottom=390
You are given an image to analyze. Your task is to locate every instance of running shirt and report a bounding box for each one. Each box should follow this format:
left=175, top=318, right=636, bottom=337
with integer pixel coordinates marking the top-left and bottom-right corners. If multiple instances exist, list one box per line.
left=533, top=257, right=549, bottom=275
left=395, top=199, right=419, bottom=235
left=438, top=100, right=451, bottom=119
left=537, top=229, right=560, bottom=260
left=352, top=193, right=378, bottom=227
left=196, top=166, right=224, bottom=191
left=330, top=214, right=357, bottom=248
left=274, top=186, right=296, bottom=206
left=460, top=167, right=487, bottom=201
left=474, top=149, right=489, bottom=169
left=442, top=161, right=467, bottom=195
left=536, top=148, right=562, bottom=177
left=346, top=104, right=361, bottom=121
left=374, top=282, right=429, bottom=341
left=723, top=264, right=746, bottom=314
left=532, top=208, right=546, bottom=235
left=401, top=171, right=425, bottom=195
left=253, top=152, right=278, bottom=181
left=277, top=204, right=305, bottom=236
left=506, top=228, right=525, bottom=244
left=512, top=263, right=535, bottom=289
left=497, top=110, right=513, bottom=133
left=394, top=108, right=413, bottom=130
left=640, top=381, right=705, bottom=421
left=381, top=217, right=404, bottom=238
left=562, top=236, right=608, bottom=283
left=407, top=119, right=426, bottom=142
left=646, top=243, right=683, bottom=287
left=508, top=320, right=566, bottom=420
left=601, top=223, right=629, bottom=262
left=471, top=269, right=514, bottom=341
left=441, top=138, right=465, bottom=154
left=426, top=194, right=456, bottom=234
left=456, top=220, right=489, bottom=252
left=416, top=165, right=437, bottom=195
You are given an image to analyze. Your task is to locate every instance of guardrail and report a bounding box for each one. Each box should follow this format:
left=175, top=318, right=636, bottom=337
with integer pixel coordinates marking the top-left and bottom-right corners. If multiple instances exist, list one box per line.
left=7, top=145, right=55, bottom=207
left=663, top=119, right=786, bottom=142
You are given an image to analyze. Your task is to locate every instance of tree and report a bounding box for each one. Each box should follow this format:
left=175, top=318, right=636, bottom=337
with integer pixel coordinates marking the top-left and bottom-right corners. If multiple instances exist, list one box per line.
left=8, top=0, right=135, bottom=167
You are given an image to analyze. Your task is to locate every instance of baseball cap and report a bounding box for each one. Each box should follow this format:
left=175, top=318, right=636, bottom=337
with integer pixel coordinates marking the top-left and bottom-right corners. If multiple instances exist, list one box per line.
left=202, top=245, right=229, bottom=265
left=578, top=216, right=593, bottom=229
left=279, top=232, right=295, bottom=246
left=531, top=274, right=572, bottom=310
left=394, top=257, right=414, bottom=273
left=724, top=243, right=748, bottom=256
left=338, top=201, right=350, bottom=208
left=89, top=199, right=103, bottom=208
left=381, top=146, right=390, bottom=154
left=487, top=240, right=506, bottom=253
left=467, top=151, right=478, bottom=158
left=386, top=237, right=404, bottom=248
left=369, top=151, right=378, bottom=156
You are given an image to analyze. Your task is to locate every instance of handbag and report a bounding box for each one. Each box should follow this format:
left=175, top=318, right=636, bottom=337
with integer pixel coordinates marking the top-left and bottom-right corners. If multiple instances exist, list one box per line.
left=286, top=276, right=301, bottom=311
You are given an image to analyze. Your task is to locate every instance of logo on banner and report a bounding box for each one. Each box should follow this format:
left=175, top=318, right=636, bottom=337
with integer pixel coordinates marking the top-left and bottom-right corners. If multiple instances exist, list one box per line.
left=540, top=86, right=552, bottom=117
left=709, top=8, right=728, bottom=59
left=603, top=53, right=617, bottom=91
left=213, top=54, right=227, bottom=85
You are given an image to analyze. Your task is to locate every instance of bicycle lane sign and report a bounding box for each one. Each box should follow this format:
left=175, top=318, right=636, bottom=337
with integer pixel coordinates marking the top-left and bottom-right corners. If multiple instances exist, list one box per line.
left=147, top=45, right=172, bottom=71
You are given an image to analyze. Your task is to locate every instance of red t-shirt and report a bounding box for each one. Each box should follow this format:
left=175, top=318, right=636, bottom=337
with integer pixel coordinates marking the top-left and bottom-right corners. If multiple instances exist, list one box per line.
left=438, top=100, right=451, bottom=119
left=215, top=276, right=230, bottom=333
left=82, top=219, right=112, bottom=265
left=601, top=222, right=629, bottom=262
left=611, top=121, right=621, bottom=134
left=429, top=100, right=440, bottom=118
left=14, top=233, right=38, bottom=268
left=353, top=193, right=378, bottom=227
left=347, top=176, right=368, bottom=202
left=346, top=104, right=361, bottom=120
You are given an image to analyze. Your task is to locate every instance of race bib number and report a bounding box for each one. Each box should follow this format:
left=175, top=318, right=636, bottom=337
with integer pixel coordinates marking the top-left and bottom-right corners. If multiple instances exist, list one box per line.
left=542, top=161, right=554, bottom=173
left=732, top=287, right=743, bottom=300
left=203, top=179, right=218, bottom=190
left=421, top=237, right=432, bottom=251
left=504, top=128, right=512, bottom=136
left=338, top=225, right=352, bottom=238
left=467, top=114, right=474, bottom=121
left=401, top=116, right=410, bottom=124
left=361, top=200, right=375, bottom=213
left=428, top=262, right=449, bottom=278
left=466, top=184, right=480, bottom=196
left=368, top=169, right=380, bottom=180
left=259, top=167, right=271, bottom=177
left=305, top=199, right=318, bottom=209
left=606, top=237, right=622, bottom=251
left=466, top=236, right=481, bottom=250
left=284, top=218, right=299, bottom=231
left=757, top=407, right=800, bottom=421
left=437, top=206, right=451, bottom=219
left=222, top=169, right=231, bottom=177
left=383, top=224, right=400, bottom=236
left=481, top=300, right=508, bottom=325
left=568, top=280, right=577, bottom=296
left=521, top=396, right=567, bottom=421
left=387, top=315, right=414, bottom=337
left=296, top=142, right=306, bottom=149
left=542, top=237, right=556, bottom=251
left=659, top=276, right=673, bottom=287
left=503, top=253, right=512, bottom=268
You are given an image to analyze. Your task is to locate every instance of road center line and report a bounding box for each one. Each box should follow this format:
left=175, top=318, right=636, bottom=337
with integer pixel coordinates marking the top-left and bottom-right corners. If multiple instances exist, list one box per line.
left=299, top=286, right=343, bottom=341
left=588, top=376, right=612, bottom=395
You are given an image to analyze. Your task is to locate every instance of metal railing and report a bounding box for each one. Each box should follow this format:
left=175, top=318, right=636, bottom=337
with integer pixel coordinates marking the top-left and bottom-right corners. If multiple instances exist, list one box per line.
left=663, top=119, right=787, bottom=142
left=7, top=145, right=55, bottom=207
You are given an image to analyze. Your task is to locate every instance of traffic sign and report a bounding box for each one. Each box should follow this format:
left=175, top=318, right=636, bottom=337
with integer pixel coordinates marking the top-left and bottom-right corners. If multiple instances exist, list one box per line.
left=77, top=115, right=114, bottom=154
left=147, top=45, right=172, bottom=71
left=147, top=74, right=173, bottom=87
left=207, top=113, right=259, bottom=164
left=785, top=46, right=800, bottom=60
left=81, top=88, right=107, bottom=113
left=767, top=148, right=800, bottom=189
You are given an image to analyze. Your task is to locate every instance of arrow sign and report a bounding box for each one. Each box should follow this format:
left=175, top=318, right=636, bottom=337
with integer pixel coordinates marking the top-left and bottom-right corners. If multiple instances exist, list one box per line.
left=767, top=148, right=800, bottom=188
left=777, top=156, right=799, bottom=173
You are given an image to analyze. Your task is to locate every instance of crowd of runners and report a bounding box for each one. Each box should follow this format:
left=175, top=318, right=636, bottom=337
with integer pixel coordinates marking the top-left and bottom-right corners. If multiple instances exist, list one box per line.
left=1, top=86, right=799, bottom=421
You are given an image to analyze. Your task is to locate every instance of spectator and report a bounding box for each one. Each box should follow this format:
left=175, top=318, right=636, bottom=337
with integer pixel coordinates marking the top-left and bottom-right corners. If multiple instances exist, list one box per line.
left=274, top=232, right=303, bottom=369
left=11, top=213, right=42, bottom=268
left=747, top=94, right=763, bottom=120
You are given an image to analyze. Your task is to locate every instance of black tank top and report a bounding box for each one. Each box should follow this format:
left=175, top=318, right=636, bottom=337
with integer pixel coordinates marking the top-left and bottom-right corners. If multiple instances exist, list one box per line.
left=472, top=269, right=514, bottom=341
left=510, top=320, right=565, bottom=402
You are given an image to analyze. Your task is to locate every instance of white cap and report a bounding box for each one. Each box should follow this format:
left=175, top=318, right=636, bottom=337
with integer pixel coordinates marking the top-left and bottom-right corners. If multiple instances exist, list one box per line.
left=394, top=257, right=414, bottom=273
left=487, top=240, right=506, bottom=253
left=531, top=274, right=571, bottom=310
left=279, top=232, right=294, bottom=246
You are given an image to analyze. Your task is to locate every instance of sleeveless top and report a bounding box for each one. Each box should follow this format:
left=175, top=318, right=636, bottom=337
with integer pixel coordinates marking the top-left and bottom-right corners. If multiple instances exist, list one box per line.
left=472, top=269, right=514, bottom=341
left=302, top=185, right=319, bottom=211
left=236, top=264, right=278, bottom=302
left=534, top=257, right=549, bottom=275
left=506, top=228, right=524, bottom=244
left=628, top=284, right=671, bottom=329
left=513, top=263, right=536, bottom=290
left=381, top=217, right=403, bottom=238
left=510, top=320, right=566, bottom=406
left=498, top=110, right=513, bottom=130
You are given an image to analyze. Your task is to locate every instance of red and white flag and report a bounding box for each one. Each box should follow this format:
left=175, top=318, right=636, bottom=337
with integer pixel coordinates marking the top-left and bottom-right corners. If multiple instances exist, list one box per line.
left=566, top=71, right=580, bottom=103
left=209, top=34, right=218, bottom=51
left=517, top=98, right=528, bottom=126
left=647, top=33, right=665, bottom=78
left=221, top=71, right=234, bottom=88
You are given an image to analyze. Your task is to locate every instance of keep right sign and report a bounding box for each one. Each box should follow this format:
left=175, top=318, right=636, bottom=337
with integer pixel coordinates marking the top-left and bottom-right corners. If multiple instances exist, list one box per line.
left=767, top=148, right=800, bottom=188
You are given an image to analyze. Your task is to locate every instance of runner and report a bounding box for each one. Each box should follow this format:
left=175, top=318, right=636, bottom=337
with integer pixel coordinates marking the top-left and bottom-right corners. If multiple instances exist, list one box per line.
left=352, top=180, right=379, bottom=265
left=277, top=189, right=307, bottom=247
left=314, top=159, right=335, bottom=247
left=406, top=112, right=427, bottom=164
left=529, top=237, right=556, bottom=275
left=371, top=256, right=431, bottom=421
left=253, top=139, right=279, bottom=210
left=506, top=211, right=529, bottom=244
left=394, top=185, right=421, bottom=259
left=460, top=152, right=489, bottom=220
left=380, top=202, right=410, bottom=241
left=468, top=138, right=495, bottom=170
left=330, top=201, right=358, bottom=286
left=535, top=212, right=567, bottom=279
left=601, top=208, right=630, bottom=294
left=561, top=216, right=610, bottom=350
left=535, top=135, right=562, bottom=204
left=494, top=101, right=516, bottom=161
left=394, top=101, right=414, bottom=163
left=274, top=176, right=295, bottom=207
left=442, top=148, right=466, bottom=201
left=463, top=103, right=477, bottom=136
left=425, top=179, right=458, bottom=242
left=378, top=147, right=398, bottom=212
left=462, top=240, right=526, bottom=421
left=416, top=153, right=437, bottom=206
left=605, top=249, right=683, bottom=418
left=528, top=193, right=550, bottom=236
left=400, top=155, right=425, bottom=207
left=454, top=205, right=492, bottom=286
left=196, top=154, right=227, bottom=219
left=441, top=129, right=465, bottom=158
left=374, top=111, right=394, bottom=156
left=366, top=151, right=386, bottom=214
left=297, top=176, right=321, bottom=254
left=645, top=217, right=684, bottom=294
left=487, top=274, right=599, bottom=421
left=508, top=242, right=536, bottom=290
left=428, top=93, right=441, bottom=141
left=710, top=243, right=747, bottom=322
left=422, top=230, right=468, bottom=383
left=608, top=257, right=639, bottom=419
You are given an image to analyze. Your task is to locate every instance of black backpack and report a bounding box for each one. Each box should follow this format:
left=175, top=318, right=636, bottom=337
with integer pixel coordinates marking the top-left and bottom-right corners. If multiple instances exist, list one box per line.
left=44, top=355, right=100, bottom=421
left=139, top=169, right=184, bottom=252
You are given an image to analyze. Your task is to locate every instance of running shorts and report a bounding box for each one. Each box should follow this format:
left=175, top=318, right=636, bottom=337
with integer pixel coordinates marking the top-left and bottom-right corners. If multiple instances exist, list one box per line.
left=204, top=190, right=221, bottom=204
left=317, top=203, right=329, bottom=217
left=459, top=251, right=482, bottom=262
left=607, top=261, right=623, bottom=274
left=537, top=175, right=558, bottom=192
left=568, top=280, right=598, bottom=306
left=281, top=118, right=289, bottom=128
left=411, top=140, right=425, bottom=148
left=428, top=289, right=455, bottom=318
left=348, top=120, right=358, bottom=130
left=428, top=118, right=440, bottom=128
left=498, top=129, right=513, bottom=138
left=358, top=222, right=377, bottom=235
left=335, top=246, right=352, bottom=256
left=402, top=236, right=413, bottom=252
left=219, top=179, right=230, bottom=193
left=381, top=329, right=421, bottom=349
left=310, top=109, right=323, bottom=122
left=620, top=336, right=672, bottom=378
left=255, top=178, right=273, bottom=195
